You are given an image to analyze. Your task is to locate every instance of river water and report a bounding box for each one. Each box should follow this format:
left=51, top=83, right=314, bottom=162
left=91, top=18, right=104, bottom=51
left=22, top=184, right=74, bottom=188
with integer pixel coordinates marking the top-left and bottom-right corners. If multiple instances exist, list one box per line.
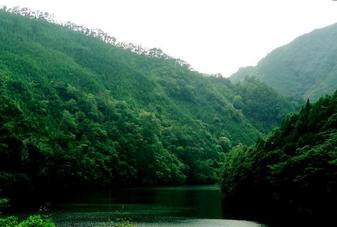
left=50, top=185, right=266, bottom=226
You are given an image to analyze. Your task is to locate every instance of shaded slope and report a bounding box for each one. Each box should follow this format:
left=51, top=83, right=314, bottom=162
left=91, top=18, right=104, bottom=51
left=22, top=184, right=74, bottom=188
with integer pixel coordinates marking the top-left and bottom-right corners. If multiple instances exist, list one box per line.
left=222, top=92, right=337, bottom=222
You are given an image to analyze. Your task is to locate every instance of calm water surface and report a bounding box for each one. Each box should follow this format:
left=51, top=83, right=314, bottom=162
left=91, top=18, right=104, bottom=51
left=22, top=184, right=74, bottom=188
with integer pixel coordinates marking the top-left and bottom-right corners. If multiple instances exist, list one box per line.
left=50, top=185, right=266, bottom=226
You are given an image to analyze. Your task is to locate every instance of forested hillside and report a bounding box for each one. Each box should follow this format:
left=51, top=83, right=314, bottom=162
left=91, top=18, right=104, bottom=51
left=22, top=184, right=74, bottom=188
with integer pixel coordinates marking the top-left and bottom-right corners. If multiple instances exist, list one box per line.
left=222, top=92, right=337, bottom=221
left=0, top=8, right=295, bottom=200
left=231, top=22, right=337, bottom=100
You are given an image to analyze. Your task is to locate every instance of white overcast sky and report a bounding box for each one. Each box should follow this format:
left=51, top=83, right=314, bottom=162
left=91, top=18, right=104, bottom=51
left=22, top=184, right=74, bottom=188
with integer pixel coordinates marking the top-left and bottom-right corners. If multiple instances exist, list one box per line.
left=1, top=0, right=337, bottom=76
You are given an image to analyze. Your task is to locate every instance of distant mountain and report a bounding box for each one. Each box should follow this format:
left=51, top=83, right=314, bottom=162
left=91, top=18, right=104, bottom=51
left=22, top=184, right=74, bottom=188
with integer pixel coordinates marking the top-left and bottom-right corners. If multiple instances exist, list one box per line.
left=0, top=8, right=295, bottom=198
left=231, top=22, right=337, bottom=100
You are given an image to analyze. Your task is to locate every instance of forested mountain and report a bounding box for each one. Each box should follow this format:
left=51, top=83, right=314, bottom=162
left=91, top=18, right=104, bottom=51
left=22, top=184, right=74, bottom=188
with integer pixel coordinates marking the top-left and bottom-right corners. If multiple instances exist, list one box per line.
left=0, top=8, right=295, bottom=200
left=231, top=22, right=337, bottom=100
left=222, top=92, right=337, bottom=222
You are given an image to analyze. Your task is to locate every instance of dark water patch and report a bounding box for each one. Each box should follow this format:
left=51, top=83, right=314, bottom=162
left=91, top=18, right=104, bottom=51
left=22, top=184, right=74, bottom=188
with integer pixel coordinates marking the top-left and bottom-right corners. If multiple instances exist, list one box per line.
left=47, top=185, right=265, bottom=226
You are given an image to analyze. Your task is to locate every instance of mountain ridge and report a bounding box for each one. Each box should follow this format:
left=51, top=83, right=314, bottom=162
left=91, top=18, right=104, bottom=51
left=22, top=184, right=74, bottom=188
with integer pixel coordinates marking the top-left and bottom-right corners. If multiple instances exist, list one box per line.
left=231, top=22, right=337, bottom=100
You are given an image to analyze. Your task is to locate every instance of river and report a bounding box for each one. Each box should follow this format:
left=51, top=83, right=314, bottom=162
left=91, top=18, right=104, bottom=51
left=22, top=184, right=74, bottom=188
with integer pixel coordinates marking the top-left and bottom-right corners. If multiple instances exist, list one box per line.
left=49, top=185, right=266, bottom=226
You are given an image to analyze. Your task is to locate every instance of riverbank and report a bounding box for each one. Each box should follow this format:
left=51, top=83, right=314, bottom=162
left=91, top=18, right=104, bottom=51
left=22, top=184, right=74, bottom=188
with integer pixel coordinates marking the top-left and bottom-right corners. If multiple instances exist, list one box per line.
left=3, top=186, right=266, bottom=226
left=55, top=218, right=265, bottom=227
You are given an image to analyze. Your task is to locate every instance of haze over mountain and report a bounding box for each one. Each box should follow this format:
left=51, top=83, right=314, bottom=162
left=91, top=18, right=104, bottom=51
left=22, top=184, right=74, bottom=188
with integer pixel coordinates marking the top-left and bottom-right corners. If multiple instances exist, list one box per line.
left=231, top=22, right=337, bottom=100
left=3, top=0, right=337, bottom=77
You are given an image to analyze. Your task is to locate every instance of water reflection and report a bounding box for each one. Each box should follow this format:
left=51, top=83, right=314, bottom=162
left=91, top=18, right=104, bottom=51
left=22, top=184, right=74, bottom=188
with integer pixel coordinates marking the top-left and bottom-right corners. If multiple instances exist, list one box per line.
left=51, top=185, right=265, bottom=226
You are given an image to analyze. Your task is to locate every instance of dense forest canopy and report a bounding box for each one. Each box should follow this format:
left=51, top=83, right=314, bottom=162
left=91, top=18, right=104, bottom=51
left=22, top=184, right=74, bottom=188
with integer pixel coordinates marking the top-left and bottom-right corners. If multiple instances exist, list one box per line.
left=0, top=8, right=297, bottom=203
left=2, top=4, right=337, bottom=227
left=231, top=22, right=337, bottom=100
left=222, top=92, right=337, bottom=222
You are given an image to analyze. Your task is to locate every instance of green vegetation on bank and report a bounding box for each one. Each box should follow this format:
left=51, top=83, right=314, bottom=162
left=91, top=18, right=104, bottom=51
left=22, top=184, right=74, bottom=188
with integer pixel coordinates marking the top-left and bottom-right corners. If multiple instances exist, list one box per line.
left=222, top=91, right=337, bottom=220
left=0, top=215, right=55, bottom=227
left=3, top=4, right=337, bottom=225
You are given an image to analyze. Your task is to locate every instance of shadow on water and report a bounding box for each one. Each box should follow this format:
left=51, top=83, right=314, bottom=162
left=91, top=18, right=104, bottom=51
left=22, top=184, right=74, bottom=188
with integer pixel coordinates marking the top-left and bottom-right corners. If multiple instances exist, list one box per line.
left=48, top=185, right=267, bottom=226
left=8, top=185, right=331, bottom=226
left=221, top=195, right=337, bottom=227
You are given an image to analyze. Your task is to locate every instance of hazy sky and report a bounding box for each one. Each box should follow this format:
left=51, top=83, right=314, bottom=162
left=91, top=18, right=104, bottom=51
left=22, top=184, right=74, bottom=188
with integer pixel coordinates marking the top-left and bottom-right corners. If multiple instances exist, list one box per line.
left=1, top=0, right=337, bottom=76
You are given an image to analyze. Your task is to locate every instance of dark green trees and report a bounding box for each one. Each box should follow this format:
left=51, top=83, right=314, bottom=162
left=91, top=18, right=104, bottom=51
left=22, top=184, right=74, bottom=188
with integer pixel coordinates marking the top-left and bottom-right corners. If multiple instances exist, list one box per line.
left=222, top=92, right=337, bottom=221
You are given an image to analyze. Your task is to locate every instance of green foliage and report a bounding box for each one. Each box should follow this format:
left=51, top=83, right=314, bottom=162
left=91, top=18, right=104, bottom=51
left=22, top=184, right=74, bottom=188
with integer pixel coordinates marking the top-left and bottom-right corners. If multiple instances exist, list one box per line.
left=0, top=215, right=55, bottom=227
left=0, top=8, right=295, bottom=199
left=0, top=216, right=18, bottom=227
left=17, top=215, right=55, bottom=227
left=231, top=23, right=337, bottom=100
left=222, top=91, right=337, bottom=219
